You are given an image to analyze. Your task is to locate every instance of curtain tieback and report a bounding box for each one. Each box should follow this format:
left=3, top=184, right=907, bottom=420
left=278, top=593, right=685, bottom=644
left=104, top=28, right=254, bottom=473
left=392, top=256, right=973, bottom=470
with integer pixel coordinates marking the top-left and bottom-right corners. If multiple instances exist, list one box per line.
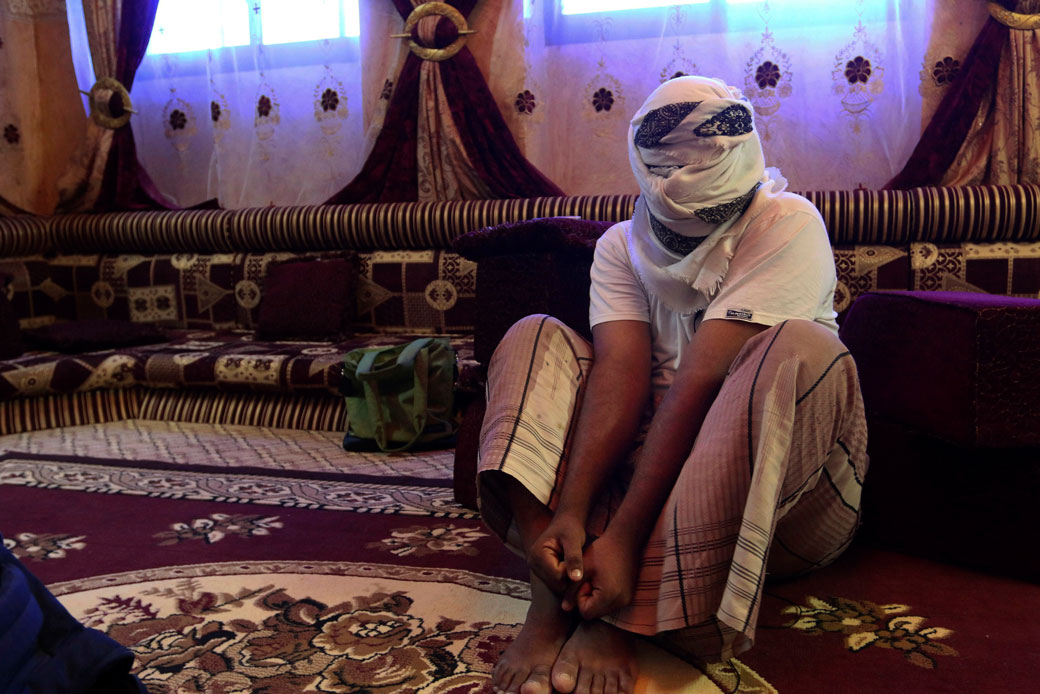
left=987, top=2, right=1040, bottom=30
left=390, top=2, right=477, bottom=62
left=78, top=77, right=136, bottom=130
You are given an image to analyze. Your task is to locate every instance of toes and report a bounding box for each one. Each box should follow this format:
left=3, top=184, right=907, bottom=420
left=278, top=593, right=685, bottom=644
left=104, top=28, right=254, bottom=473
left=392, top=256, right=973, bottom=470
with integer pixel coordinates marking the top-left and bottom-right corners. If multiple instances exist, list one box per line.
left=492, top=663, right=508, bottom=692
left=518, top=665, right=552, bottom=694
left=591, top=673, right=606, bottom=694
left=617, top=671, right=635, bottom=694
left=575, top=670, right=594, bottom=694
left=604, top=675, right=618, bottom=694
left=493, top=663, right=522, bottom=694
left=500, top=670, right=519, bottom=694
left=551, top=650, right=580, bottom=694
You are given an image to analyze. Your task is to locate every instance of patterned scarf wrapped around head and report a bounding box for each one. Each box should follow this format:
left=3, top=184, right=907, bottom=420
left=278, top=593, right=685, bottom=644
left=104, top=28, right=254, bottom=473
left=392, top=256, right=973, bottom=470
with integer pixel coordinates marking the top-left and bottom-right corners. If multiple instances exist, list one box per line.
left=626, top=76, right=784, bottom=314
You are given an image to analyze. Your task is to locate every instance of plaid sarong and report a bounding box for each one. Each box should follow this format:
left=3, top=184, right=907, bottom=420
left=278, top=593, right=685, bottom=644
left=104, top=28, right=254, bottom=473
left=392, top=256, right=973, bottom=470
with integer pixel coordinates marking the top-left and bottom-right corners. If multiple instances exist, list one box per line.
left=477, top=314, right=868, bottom=662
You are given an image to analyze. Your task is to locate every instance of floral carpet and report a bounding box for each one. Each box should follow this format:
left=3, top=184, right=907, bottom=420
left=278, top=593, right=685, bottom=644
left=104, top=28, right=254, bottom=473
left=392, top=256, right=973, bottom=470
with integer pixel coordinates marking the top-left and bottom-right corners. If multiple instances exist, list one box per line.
left=0, top=447, right=769, bottom=693
left=2, top=436, right=1038, bottom=693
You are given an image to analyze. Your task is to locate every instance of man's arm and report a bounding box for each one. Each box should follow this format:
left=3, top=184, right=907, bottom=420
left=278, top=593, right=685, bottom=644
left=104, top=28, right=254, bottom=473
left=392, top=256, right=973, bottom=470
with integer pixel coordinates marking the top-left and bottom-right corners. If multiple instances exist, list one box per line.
left=568, top=318, right=767, bottom=618
left=525, top=319, right=652, bottom=592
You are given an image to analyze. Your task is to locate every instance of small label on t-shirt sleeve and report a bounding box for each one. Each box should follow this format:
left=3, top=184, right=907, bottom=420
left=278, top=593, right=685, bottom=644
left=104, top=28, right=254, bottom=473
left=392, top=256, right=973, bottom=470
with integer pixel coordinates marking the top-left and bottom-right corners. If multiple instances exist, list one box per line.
left=726, top=308, right=754, bottom=320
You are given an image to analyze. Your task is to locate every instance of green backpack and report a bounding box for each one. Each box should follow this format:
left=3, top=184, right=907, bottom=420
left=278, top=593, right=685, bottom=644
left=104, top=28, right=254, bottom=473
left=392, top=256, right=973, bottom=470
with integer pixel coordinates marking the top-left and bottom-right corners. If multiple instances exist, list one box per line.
left=341, top=337, right=457, bottom=452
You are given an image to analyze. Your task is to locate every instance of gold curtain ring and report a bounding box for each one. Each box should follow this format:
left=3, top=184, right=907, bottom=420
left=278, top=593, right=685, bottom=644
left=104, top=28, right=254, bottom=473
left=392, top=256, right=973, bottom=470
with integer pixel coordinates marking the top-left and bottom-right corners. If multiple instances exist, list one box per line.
left=987, top=2, right=1040, bottom=30
left=390, top=2, right=477, bottom=62
left=80, top=77, right=136, bottom=129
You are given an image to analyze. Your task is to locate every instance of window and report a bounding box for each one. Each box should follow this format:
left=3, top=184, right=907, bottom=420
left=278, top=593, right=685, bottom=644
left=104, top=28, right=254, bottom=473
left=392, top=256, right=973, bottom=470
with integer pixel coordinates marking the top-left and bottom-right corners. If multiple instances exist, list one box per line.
left=547, top=0, right=892, bottom=45
left=561, top=0, right=761, bottom=15
left=147, top=0, right=361, bottom=55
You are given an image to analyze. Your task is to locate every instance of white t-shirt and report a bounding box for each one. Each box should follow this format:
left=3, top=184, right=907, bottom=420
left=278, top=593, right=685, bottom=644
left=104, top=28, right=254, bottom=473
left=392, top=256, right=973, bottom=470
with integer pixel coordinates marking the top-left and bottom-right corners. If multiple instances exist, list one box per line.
left=589, top=192, right=838, bottom=393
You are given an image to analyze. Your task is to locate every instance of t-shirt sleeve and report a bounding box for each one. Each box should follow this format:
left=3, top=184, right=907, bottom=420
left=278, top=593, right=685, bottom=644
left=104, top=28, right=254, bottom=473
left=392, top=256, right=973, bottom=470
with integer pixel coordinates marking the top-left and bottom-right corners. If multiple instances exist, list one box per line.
left=703, top=207, right=836, bottom=328
left=589, top=223, right=651, bottom=328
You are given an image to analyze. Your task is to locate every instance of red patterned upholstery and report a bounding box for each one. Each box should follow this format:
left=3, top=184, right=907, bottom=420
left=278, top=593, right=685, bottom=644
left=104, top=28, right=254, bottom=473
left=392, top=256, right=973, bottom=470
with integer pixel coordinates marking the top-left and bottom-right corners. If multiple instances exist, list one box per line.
left=911, top=241, right=1040, bottom=295
left=354, top=251, right=476, bottom=335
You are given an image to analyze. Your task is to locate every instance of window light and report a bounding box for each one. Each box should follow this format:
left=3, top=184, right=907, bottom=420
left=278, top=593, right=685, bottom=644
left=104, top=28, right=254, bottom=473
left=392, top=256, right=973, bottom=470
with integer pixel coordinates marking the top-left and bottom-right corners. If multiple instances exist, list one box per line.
left=147, top=0, right=360, bottom=55
left=562, top=0, right=709, bottom=15
left=562, top=0, right=769, bottom=15
left=148, top=0, right=249, bottom=54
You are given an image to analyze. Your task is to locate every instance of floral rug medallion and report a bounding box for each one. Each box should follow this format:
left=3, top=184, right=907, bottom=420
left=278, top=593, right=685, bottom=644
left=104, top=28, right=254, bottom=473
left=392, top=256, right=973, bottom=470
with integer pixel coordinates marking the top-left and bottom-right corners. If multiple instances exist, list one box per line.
left=51, top=561, right=774, bottom=694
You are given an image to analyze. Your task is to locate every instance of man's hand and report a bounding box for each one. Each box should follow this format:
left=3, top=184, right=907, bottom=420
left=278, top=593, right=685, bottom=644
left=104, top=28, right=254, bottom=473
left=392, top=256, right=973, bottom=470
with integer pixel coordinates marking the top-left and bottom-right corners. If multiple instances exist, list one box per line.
left=561, top=531, right=639, bottom=620
left=526, top=515, right=587, bottom=594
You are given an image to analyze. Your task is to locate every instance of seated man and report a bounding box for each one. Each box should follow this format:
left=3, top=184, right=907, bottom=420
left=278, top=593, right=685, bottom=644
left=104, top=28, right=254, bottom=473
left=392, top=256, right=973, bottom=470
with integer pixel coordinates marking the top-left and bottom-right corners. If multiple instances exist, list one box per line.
left=477, top=76, right=868, bottom=694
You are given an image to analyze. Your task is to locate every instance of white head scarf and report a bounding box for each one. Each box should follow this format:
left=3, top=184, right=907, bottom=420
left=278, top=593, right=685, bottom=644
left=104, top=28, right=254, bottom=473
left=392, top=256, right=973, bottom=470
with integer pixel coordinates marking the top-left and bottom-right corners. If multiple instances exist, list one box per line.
left=625, top=76, right=785, bottom=313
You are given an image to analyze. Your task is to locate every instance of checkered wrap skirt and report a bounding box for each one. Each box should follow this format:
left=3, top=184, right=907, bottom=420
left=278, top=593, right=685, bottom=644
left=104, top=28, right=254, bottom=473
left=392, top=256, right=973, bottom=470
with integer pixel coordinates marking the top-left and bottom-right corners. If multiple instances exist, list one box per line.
left=477, top=315, right=868, bottom=662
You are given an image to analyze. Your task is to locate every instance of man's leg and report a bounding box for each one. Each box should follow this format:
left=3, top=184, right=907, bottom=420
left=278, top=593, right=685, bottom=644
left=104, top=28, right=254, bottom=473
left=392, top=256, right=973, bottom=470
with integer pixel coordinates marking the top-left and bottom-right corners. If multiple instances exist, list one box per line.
left=490, top=476, right=577, bottom=694
left=478, top=315, right=637, bottom=694
left=478, top=314, right=594, bottom=544
left=478, top=315, right=590, bottom=694
left=606, top=319, right=868, bottom=663
left=492, top=475, right=638, bottom=694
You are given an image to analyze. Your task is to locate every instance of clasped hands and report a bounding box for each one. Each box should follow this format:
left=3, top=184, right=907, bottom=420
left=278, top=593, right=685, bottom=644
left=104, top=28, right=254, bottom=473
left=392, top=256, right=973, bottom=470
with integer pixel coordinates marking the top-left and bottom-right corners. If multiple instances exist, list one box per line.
left=526, top=515, right=638, bottom=620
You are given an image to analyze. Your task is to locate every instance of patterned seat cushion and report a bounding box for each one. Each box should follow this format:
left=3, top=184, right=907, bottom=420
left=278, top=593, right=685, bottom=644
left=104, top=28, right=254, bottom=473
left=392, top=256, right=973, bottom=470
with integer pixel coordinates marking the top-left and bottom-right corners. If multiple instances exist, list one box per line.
left=0, top=250, right=476, bottom=337
left=0, top=332, right=476, bottom=402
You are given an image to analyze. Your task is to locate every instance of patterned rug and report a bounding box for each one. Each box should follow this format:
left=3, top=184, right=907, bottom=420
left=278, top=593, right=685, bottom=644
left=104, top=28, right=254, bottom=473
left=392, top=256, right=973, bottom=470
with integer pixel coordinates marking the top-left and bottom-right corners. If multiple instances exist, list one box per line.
left=0, top=445, right=771, bottom=693
left=3, top=425, right=1038, bottom=693
left=0, top=419, right=454, bottom=478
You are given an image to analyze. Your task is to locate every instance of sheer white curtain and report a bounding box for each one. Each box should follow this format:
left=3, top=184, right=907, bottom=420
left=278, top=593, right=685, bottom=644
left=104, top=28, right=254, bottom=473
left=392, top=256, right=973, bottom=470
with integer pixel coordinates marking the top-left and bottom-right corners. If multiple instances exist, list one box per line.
left=486, top=0, right=991, bottom=194
left=120, top=0, right=404, bottom=208
left=63, top=0, right=994, bottom=206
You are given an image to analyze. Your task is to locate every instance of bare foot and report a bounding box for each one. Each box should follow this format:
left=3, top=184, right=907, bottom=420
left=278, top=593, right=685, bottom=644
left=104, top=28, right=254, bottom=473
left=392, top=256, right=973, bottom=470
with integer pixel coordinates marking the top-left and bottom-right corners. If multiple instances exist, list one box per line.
left=551, top=620, right=638, bottom=694
left=493, top=576, right=576, bottom=694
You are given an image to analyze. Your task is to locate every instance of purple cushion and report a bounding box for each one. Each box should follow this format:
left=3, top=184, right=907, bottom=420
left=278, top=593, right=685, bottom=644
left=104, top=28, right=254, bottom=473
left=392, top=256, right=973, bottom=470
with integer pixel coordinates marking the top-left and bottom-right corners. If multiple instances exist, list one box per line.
left=0, top=273, right=24, bottom=359
left=839, top=290, right=1040, bottom=447
left=888, top=291, right=1040, bottom=310
left=452, top=217, right=613, bottom=260
left=23, top=319, right=166, bottom=353
left=256, top=257, right=355, bottom=340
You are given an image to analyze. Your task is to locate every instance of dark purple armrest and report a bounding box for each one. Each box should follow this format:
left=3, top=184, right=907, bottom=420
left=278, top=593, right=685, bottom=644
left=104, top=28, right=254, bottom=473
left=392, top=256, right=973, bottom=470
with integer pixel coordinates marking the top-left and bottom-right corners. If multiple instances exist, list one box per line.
left=839, top=290, right=1040, bottom=448
left=452, top=217, right=611, bottom=259
left=453, top=217, right=614, bottom=364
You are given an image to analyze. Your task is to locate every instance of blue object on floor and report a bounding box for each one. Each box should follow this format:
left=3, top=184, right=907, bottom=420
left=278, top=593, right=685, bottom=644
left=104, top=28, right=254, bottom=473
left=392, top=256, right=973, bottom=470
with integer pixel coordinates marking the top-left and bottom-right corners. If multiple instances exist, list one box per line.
left=0, top=533, right=145, bottom=694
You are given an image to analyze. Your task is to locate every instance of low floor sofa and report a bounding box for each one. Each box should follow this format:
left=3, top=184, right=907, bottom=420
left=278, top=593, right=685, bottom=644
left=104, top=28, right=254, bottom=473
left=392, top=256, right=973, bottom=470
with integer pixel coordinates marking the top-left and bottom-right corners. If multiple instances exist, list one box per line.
left=0, top=198, right=635, bottom=437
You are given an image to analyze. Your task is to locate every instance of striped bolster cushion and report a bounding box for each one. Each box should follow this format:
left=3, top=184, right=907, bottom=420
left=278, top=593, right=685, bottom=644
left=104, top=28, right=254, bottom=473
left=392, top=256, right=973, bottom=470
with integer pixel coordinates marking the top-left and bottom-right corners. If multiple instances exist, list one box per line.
left=3, top=186, right=1039, bottom=255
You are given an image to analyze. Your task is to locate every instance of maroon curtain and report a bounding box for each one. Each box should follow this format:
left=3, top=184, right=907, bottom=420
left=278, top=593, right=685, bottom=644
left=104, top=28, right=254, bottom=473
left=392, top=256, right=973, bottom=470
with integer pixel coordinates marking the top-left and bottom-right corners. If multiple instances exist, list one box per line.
left=326, top=0, right=563, bottom=204
left=92, top=0, right=177, bottom=211
left=885, top=1, right=1015, bottom=189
